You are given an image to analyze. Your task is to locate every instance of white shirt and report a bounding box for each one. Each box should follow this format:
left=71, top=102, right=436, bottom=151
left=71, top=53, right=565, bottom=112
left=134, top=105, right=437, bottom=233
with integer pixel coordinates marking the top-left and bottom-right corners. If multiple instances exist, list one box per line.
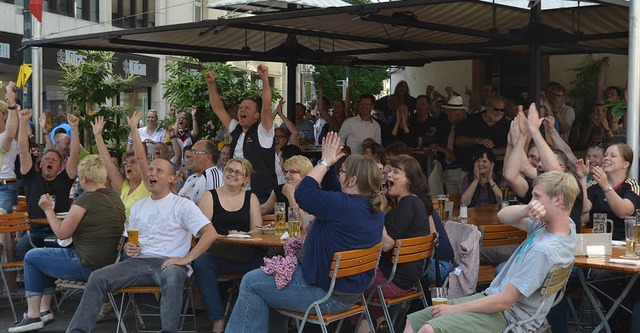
left=178, top=165, right=224, bottom=204
left=128, top=193, right=211, bottom=262
left=338, top=115, right=381, bottom=155
left=128, top=127, right=167, bottom=158
left=0, top=140, right=18, bottom=179
left=228, top=119, right=274, bottom=158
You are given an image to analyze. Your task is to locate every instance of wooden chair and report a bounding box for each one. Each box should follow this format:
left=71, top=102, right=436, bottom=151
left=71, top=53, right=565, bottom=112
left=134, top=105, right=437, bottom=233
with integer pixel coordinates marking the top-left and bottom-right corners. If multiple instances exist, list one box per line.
left=366, top=234, right=436, bottom=333
left=0, top=211, right=30, bottom=323
left=503, top=262, right=575, bottom=333
left=276, top=243, right=383, bottom=333
left=478, top=225, right=527, bottom=285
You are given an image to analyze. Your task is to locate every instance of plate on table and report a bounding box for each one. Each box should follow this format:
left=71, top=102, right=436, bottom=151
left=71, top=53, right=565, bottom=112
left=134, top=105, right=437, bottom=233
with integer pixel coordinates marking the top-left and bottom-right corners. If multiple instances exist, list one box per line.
left=256, top=226, right=275, bottom=234
left=227, top=233, right=251, bottom=239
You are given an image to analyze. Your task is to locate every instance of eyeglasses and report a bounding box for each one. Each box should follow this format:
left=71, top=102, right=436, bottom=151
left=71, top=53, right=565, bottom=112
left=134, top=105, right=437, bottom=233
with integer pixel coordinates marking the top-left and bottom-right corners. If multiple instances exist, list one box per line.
left=275, top=135, right=287, bottom=139
left=191, top=150, right=208, bottom=155
left=491, top=107, right=505, bottom=112
left=225, top=168, right=245, bottom=177
left=123, top=159, right=137, bottom=165
left=282, top=169, right=301, bottom=175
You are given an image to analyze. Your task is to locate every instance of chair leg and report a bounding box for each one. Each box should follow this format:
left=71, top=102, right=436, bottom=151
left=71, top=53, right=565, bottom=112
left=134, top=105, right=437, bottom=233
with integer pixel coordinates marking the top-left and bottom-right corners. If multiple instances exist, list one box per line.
left=0, top=269, right=18, bottom=323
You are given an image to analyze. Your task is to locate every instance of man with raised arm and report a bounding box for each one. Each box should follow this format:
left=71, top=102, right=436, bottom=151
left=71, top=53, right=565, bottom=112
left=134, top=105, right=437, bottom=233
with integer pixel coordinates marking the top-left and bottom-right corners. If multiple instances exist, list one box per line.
left=14, top=109, right=79, bottom=261
left=206, top=64, right=275, bottom=203
left=405, top=171, right=578, bottom=333
left=66, top=158, right=218, bottom=333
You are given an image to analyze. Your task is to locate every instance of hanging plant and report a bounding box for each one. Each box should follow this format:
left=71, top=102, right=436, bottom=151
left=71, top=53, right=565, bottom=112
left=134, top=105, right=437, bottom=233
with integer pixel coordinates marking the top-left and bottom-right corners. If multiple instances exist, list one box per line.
left=604, top=98, right=627, bottom=117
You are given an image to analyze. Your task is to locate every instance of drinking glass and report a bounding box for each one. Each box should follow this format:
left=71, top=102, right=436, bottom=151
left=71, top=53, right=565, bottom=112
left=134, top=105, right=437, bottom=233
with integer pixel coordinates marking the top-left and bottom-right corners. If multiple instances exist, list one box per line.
left=274, top=202, right=286, bottom=236
left=437, top=195, right=447, bottom=219
left=431, top=287, right=448, bottom=306
left=50, top=195, right=56, bottom=210
left=592, top=213, right=613, bottom=234
left=288, top=207, right=301, bottom=238
left=624, top=216, right=639, bottom=258
left=128, top=229, right=139, bottom=246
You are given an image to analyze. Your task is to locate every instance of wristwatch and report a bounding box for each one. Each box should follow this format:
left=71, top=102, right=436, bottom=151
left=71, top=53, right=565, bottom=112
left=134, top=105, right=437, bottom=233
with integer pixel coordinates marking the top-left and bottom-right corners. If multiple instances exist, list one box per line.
left=7, top=105, right=17, bottom=110
left=317, top=159, right=330, bottom=170
left=604, top=185, right=613, bottom=193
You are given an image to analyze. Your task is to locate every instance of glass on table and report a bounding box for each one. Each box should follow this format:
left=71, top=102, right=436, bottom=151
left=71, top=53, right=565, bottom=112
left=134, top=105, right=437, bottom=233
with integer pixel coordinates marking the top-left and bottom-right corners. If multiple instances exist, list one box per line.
left=274, top=202, right=286, bottom=236
left=592, top=213, right=613, bottom=234
left=288, top=207, right=301, bottom=238
left=624, top=216, right=639, bottom=258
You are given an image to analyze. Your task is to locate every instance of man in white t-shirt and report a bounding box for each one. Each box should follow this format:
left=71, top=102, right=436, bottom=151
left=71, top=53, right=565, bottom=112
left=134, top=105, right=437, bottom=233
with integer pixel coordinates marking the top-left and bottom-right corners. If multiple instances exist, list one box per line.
left=338, top=94, right=381, bottom=155
left=178, top=140, right=223, bottom=204
left=67, top=159, right=218, bottom=333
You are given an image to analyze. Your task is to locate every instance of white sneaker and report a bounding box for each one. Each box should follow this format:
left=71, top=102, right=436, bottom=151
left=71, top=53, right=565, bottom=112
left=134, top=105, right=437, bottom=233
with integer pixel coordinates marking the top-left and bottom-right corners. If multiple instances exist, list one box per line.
left=96, top=302, right=113, bottom=322
left=40, top=310, right=54, bottom=325
left=8, top=314, right=44, bottom=332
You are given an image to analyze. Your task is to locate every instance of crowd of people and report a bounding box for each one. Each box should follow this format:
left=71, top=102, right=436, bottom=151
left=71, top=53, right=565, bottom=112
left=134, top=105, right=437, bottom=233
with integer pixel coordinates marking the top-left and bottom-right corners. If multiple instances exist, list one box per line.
left=1, top=56, right=639, bottom=333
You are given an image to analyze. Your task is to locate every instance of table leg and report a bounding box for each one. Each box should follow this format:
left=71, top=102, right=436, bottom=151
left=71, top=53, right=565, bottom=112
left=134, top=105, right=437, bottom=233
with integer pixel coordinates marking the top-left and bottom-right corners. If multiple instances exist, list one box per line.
left=577, top=269, right=611, bottom=333
left=592, top=274, right=638, bottom=332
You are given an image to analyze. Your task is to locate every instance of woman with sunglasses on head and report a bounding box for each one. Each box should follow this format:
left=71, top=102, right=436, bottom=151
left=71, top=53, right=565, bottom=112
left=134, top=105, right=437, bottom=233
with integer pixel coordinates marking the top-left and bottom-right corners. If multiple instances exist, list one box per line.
left=226, top=132, right=384, bottom=332
left=583, top=143, right=640, bottom=240
left=193, top=157, right=263, bottom=333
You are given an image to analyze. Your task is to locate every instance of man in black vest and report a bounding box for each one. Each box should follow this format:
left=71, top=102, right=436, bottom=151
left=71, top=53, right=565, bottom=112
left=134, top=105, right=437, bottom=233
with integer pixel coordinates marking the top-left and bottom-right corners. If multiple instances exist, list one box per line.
left=206, top=64, right=275, bottom=203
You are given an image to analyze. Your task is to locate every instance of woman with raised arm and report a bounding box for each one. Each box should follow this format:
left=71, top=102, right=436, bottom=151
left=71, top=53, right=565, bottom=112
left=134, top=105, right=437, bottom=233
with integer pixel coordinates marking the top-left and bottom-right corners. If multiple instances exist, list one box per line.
left=91, top=111, right=150, bottom=218
left=226, top=132, right=384, bottom=332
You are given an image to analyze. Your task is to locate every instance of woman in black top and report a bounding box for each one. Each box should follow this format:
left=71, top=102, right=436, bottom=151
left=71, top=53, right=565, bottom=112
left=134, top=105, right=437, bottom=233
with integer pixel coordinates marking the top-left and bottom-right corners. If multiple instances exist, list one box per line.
left=193, top=158, right=262, bottom=333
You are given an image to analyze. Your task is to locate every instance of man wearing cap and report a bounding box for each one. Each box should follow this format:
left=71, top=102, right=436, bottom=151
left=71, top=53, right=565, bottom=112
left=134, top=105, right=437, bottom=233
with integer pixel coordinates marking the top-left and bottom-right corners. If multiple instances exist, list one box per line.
left=428, top=95, right=469, bottom=195
left=455, top=95, right=510, bottom=174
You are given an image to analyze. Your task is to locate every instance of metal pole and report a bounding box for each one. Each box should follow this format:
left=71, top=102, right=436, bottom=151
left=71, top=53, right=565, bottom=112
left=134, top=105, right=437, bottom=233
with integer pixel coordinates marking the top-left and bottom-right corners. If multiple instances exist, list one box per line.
left=32, top=17, right=42, bottom=145
left=628, top=0, right=640, bottom=179
left=22, top=8, right=32, bottom=110
left=529, top=3, right=542, bottom=108
left=286, top=61, right=297, bottom=121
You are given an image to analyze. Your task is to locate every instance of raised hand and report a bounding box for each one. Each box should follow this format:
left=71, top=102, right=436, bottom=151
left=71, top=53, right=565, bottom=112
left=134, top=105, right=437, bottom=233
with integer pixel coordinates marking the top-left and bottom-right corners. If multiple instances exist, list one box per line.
left=320, top=132, right=345, bottom=166
left=91, top=116, right=106, bottom=136
left=575, top=159, right=588, bottom=180
left=39, top=115, right=47, bottom=131
left=190, top=106, right=197, bottom=117
left=204, top=72, right=216, bottom=85
left=315, top=81, right=323, bottom=92
left=592, top=166, right=610, bottom=190
left=526, top=199, right=547, bottom=221
left=67, top=113, right=80, bottom=128
left=127, top=110, right=144, bottom=129
left=257, top=64, right=269, bottom=78
left=526, top=103, right=543, bottom=133
left=19, top=108, right=32, bottom=121
left=38, top=193, right=54, bottom=211
left=473, top=161, right=480, bottom=180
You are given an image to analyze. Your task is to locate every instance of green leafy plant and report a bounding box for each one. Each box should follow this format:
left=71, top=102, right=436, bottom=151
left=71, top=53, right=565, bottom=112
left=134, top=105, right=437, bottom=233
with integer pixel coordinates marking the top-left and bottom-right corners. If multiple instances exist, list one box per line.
left=567, top=55, right=601, bottom=121
left=604, top=99, right=627, bottom=117
left=58, top=50, right=138, bottom=151
left=162, top=59, right=281, bottom=140
left=312, top=65, right=388, bottom=108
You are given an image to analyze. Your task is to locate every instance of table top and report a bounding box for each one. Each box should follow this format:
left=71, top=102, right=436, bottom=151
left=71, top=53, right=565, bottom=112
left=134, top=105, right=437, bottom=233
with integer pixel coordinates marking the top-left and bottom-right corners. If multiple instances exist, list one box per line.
left=216, top=233, right=287, bottom=247
left=447, top=204, right=502, bottom=226
left=574, top=246, right=640, bottom=274
left=30, top=217, right=50, bottom=226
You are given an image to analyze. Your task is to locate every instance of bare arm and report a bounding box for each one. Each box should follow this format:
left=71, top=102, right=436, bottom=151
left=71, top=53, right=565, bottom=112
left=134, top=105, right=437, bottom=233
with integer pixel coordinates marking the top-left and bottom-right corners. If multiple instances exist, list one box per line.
left=430, top=284, right=521, bottom=320
left=64, top=114, right=81, bottom=179
left=275, top=101, right=299, bottom=146
left=198, top=191, right=214, bottom=220
left=168, top=127, right=182, bottom=166
left=527, top=104, right=562, bottom=172
left=127, top=111, right=150, bottom=189
left=248, top=193, right=263, bottom=236
left=545, top=118, right=577, bottom=168
left=205, top=72, right=232, bottom=130
left=344, top=81, right=354, bottom=117
left=591, top=166, right=636, bottom=218
left=18, top=109, right=33, bottom=175
left=257, top=64, right=273, bottom=131
left=189, top=106, right=199, bottom=138
left=503, top=113, right=531, bottom=199
left=260, top=191, right=276, bottom=215
left=92, top=116, right=124, bottom=193
left=39, top=194, right=84, bottom=239
left=1, top=82, right=19, bottom=151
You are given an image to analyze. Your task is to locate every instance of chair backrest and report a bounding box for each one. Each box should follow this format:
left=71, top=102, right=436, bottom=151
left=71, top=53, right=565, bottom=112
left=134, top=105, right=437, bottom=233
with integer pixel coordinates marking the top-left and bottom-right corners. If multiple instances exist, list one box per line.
left=480, top=224, right=527, bottom=247
left=539, top=262, right=574, bottom=298
left=329, top=243, right=382, bottom=279
left=0, top=212, right=30, bottom=234
left=392, top=234, right=436, bottom=265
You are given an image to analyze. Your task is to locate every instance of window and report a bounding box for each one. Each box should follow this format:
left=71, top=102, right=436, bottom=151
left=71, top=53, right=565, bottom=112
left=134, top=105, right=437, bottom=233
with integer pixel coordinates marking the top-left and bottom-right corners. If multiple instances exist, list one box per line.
left=112, top=0, right=154, bottom=28
left=41, top=0, right=98, bottom=22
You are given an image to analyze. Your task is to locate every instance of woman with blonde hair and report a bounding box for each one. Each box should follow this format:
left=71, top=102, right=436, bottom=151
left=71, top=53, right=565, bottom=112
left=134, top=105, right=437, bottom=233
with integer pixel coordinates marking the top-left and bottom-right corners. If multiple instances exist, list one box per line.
left=226, top=132, right=385, bottom=332
left=10, top=155, right=125, bottom=332
left=193, top=157, right=263, bottom=333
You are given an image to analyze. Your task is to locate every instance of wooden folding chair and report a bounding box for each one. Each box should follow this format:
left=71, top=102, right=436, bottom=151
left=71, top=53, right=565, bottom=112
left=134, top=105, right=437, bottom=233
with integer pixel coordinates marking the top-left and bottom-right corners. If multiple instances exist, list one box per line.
left=503, top=262, right=574, bottom=333
left=0, top=211, right=30, bottom=323
left=367, top=234, right=436, bottom=333
left=277, top=243, right=383, bottom=333
left=478, top=224, right=527, bottom=285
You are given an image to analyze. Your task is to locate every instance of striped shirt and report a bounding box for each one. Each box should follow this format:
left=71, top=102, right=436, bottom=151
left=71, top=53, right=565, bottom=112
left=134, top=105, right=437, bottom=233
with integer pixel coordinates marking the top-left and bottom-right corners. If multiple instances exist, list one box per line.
left=178, top=165, right=223, bottom=204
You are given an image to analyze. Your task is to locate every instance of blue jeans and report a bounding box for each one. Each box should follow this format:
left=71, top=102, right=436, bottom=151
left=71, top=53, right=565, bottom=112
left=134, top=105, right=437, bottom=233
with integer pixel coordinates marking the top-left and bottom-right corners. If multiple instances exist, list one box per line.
left=14, top=226, right=54, bottom=261
left=66, top=257, right=188, bottom=333
left=24, top=247, right=93, bottom=297
left=226, top=267, right=353, bottom=333
left=0, top=181, right=18, bottom=213
left=426, top=258, right=454, bottom=284
left=192, top=252, right=262, bottom=321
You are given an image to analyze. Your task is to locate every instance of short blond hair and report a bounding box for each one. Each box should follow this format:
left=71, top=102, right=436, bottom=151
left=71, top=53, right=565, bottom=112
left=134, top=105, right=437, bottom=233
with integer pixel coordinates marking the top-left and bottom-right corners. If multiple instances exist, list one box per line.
left=78, top=155, right=108, bottom=184
left=0, top=101, right=7, bottom=114
left=533, top=171, right=579, bottom=212
left=283, top=155, right=313, bottom=177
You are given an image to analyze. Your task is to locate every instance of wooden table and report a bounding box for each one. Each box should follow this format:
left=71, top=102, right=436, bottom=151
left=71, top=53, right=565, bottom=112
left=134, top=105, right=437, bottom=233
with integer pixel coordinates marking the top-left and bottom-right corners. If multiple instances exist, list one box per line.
left=574, top=246, right=640, bottom=332
left=30, top=218, right=50, bottom=226
left=216, top=233, right=287, bottom=247
left=447, top=204, right=502, bottom=226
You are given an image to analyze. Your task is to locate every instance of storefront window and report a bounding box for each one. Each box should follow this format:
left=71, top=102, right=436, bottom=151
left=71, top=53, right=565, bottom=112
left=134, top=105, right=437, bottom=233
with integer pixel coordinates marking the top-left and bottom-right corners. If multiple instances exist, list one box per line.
left=112, top=0, right=155, bottom=28
left=120, top=87, right=151, bottom=123
left=42, top=0, right=99, bottom=22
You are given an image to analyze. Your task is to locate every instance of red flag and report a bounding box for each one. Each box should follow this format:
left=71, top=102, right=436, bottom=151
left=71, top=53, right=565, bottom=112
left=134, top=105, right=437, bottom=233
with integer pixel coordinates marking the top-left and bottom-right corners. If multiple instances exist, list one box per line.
left=30, top=0, right=44, bottom=22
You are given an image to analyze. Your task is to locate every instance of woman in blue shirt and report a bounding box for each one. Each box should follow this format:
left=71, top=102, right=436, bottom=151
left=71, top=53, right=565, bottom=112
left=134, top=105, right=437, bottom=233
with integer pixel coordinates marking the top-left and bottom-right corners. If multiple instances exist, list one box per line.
left=226, top=132, right=384, bottom=332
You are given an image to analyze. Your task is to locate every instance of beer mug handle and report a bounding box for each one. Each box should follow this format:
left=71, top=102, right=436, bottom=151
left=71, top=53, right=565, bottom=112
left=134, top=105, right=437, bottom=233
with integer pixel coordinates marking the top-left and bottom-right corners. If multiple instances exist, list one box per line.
left=606, top=219, right=614, bottom=234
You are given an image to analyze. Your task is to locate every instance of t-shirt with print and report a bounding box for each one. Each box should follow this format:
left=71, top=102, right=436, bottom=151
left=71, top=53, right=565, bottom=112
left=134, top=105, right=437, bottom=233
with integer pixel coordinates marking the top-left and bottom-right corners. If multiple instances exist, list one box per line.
left=22, top=167, right=74, bottom=221
left=587, top=178, right=640, bottom=240
left=484, top=218, right=576, bottom=332
left=128, top=193, right=211, bottom=259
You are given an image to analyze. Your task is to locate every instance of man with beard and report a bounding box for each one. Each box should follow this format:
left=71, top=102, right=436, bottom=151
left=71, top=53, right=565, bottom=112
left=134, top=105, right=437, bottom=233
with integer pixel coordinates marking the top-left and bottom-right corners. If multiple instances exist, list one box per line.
left=14, top=109, right=79, bottom=260
left=456, top=96, right=510, bottom=174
